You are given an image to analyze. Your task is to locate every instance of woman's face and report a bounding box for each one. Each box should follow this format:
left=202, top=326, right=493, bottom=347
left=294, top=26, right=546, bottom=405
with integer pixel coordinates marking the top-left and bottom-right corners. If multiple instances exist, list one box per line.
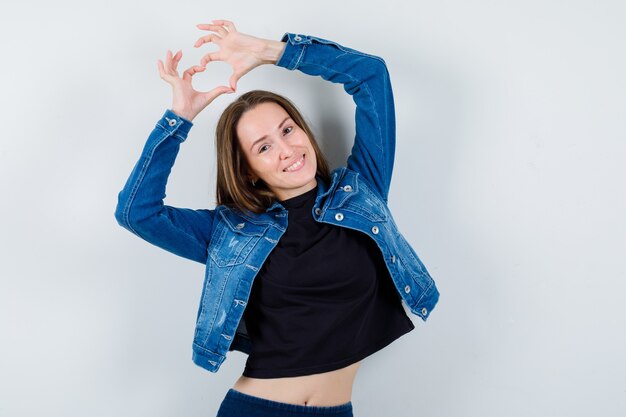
left=236, top=102, right=318, bottom=201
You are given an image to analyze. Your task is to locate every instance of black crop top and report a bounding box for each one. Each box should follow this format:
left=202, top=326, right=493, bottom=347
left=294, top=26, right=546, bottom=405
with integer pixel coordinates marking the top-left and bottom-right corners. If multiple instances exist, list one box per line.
left=241, top=183, right=415, bottom=378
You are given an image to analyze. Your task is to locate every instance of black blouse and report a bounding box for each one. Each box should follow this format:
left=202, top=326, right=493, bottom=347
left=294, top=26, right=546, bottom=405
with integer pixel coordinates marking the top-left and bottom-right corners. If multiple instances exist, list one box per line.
left=242, top=183, right=415, bottom=378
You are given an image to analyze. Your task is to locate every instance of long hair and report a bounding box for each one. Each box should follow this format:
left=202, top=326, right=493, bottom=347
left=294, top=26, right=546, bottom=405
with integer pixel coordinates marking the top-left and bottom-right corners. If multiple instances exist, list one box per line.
left=215, top=90, right=331, bottom=214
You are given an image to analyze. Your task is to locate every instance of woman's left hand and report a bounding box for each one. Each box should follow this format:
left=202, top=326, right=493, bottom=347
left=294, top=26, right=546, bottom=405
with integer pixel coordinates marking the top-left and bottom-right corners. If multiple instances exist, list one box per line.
left=194, top=20, right=285, bottom=91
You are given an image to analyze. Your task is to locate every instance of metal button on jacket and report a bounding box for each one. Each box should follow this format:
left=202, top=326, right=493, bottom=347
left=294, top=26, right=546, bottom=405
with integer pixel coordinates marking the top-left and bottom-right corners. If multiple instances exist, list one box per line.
left=404, top=285, right=411, bottom=293
left=343, top=185, right=352, bottom=192
left=314, top=208, right=321, bottom=216
left=421, top=307, right=428, bottom=316
left=391, top=255, right=396, bottom=263
left=335, top=213, right=344, bottom=221
left=371, top=226, right=379, bottom=234
left=165, top=117, right=177, bottom=126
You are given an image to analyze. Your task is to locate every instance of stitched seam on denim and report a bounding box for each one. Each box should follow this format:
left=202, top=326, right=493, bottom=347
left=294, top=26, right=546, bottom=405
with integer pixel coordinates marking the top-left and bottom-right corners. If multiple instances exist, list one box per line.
left=120, top=126, right=171, bottom=237
left=309, top=36, right=387, bottom=64
left=195, top=260, right=216, bottom=340
left=223, top=208, right=272, bottom=227
left=193, top=267, right=212, bottom=340
left=413, top=275, right=434, bottom=307
left=210, top=230, right=253, bottom=267
left=339, top=205, right=386, bottom=222
left=201, top=264, right=231, bottom=347
left=208, top=223, right=229, bottom=266
left=269, top=221, right=287, bottom=232
left=191, top=342, right=223, bottom=358
left=292, top=44, right=307, bottom=69
left=226, top=260, right=261, bottom=343
left=348, top=68, right=386, bottom=173
left=355, top=171, right=388, bottom=202
left=306, top=60, right=388, bottom=197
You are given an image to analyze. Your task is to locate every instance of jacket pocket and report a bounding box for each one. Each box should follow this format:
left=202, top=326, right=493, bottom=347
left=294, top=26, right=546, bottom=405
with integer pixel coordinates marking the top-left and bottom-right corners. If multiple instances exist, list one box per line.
left=208, top=213, right=268, bottom=268
left=338, top=181, right=388, bottom=222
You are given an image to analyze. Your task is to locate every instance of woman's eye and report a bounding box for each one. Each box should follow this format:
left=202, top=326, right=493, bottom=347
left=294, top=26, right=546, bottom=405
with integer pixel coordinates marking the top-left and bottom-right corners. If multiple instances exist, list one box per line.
left=259, top=144, right=270, bottom=153
left=283, top=126, right=293, bottom=135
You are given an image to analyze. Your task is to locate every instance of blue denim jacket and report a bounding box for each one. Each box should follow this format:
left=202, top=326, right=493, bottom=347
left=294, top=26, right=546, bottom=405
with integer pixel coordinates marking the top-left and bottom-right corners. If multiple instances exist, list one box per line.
left=115, top=33, right=439, bottom=373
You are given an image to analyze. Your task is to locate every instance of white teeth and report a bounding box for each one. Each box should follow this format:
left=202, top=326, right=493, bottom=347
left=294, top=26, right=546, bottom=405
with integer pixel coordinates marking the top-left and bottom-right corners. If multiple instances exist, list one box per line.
left=284, top=155, right=304, bottom=172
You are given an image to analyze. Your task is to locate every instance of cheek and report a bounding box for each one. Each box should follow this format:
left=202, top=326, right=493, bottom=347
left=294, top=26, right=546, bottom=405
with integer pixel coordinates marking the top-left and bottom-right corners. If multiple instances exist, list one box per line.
left=298, top=134, right=314, bottom=149
left=253, top=156, right=279, bottom=173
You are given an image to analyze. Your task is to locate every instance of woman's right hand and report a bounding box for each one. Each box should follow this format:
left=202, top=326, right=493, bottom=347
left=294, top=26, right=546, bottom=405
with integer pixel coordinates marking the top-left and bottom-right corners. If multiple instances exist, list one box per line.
left=157, top=49, right=234, bottom=122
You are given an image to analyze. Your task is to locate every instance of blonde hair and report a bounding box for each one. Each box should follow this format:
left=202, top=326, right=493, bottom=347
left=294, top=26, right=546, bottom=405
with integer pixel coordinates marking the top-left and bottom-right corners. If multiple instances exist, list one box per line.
left=215, top=90, right=331, bottom=214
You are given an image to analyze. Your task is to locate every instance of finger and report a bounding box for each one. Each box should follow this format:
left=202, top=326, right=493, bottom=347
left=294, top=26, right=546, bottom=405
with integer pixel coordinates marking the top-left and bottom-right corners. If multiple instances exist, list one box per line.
left=172, top=50, right=182, bottom=72
left=200, top=51, right=223, bottom=66
left=213, top=85, right=235, bottom=95
left=165, top=50, right=177, bottom=76
left=193, top=33, right=221, bottom=48
left=204, top=85, right=236, bottom=101
left=157, top=59, right=175, bottom=83
left=211, top=19, right=237, bottom=32
left=182, top=65, right=206, bottom=83
left=196, top=23, right=228, bottom=37
left=228, top=72, right=239, bottom=91
left=157, top=59, right=167, bottom=79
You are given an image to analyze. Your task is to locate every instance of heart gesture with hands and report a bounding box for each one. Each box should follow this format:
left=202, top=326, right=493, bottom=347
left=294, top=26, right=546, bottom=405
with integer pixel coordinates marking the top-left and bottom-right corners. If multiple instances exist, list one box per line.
left=195, top=19, right=280, bottom=91
left=157, top=19, right=285, bottom=122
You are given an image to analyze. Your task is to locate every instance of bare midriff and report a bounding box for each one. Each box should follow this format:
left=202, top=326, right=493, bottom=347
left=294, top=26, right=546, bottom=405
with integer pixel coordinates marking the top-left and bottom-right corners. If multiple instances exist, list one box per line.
left=232, top=361, right=361, bottom=406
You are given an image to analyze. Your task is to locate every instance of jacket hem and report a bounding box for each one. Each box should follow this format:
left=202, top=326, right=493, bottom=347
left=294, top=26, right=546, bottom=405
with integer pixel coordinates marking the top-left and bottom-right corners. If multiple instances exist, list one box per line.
left=192, top=343, right=226, bottom=373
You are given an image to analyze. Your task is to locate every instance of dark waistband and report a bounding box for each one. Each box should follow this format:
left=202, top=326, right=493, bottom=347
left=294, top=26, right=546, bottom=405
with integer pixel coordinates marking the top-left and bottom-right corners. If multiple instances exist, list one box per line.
left=225, top=388, right=353, bottom=415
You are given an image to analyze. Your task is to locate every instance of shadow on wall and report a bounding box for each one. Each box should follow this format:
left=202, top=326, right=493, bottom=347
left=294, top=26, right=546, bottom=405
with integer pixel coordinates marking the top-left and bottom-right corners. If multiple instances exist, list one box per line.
left=307, top=79, right=354, bottom=171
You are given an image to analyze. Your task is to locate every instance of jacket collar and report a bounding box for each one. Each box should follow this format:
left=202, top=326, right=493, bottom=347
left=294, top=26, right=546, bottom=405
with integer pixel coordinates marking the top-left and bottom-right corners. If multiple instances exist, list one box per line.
left=264, top=167, right=345, bottom=213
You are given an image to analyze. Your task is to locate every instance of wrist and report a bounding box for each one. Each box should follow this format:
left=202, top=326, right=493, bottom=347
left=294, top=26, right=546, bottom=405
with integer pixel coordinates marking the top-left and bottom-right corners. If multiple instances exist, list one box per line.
left=261, top=40, right=286, bottom=64
left=171, top=108, right=196, bottom=122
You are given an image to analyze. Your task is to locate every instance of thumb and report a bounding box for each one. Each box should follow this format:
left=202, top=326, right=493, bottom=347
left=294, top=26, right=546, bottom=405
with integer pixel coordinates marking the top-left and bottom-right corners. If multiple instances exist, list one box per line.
left=229, top=73, right=239, bottom=91
left=205, top=85, right=235, bottom=102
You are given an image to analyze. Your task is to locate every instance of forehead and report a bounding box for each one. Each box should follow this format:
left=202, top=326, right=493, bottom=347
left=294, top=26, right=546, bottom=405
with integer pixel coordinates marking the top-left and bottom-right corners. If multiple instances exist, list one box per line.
left=236, top=102, right=290, bottom=146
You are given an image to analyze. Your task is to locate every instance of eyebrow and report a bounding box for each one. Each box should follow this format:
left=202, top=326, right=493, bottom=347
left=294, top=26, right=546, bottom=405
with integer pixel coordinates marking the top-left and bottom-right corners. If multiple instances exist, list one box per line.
left=249, top=116, right=292, bottom=152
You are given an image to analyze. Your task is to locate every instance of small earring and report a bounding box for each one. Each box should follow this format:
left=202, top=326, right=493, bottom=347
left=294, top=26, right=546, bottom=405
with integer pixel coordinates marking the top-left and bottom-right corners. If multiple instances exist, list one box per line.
left=251, top=178, right=257, bottom=187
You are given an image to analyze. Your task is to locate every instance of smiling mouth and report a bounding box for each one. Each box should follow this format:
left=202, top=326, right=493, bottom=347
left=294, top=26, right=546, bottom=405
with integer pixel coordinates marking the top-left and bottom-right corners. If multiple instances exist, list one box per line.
left=283, top=154, right=305, bottom=172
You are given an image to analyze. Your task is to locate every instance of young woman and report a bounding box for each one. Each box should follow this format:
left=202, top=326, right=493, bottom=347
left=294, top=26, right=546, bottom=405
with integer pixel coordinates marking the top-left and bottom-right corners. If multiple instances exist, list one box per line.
left=115, top=19, right=439, bottom=417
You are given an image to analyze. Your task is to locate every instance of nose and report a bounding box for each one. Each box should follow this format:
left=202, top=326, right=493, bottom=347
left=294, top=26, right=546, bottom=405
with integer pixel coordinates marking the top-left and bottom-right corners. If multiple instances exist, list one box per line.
left=278, top=141, right=294, bottom=160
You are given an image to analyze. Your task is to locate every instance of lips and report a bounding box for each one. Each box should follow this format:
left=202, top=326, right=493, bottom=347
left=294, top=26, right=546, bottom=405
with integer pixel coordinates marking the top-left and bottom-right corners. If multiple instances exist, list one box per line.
left=283, top=154, right=305, bottom=172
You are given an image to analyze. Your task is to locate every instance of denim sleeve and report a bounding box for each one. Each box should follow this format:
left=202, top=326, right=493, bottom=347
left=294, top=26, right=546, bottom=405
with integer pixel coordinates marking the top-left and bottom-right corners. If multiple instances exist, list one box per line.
left=114, top=109, right=214, bottom=264
left=276, top=33, right=396, bottom=202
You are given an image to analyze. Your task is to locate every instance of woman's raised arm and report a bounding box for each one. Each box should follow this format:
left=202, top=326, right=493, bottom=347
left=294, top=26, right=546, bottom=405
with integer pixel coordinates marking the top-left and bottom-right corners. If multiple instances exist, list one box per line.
left=115, top=49, right=234, bottom=264
left=115, top=111, right=214, bottom=264
left=275, top=34, right=396, bottom=203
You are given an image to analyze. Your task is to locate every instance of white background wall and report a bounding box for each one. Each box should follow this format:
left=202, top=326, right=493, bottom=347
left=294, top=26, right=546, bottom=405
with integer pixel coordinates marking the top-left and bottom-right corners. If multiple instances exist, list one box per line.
left=1, top=1, right=624, bottom=416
